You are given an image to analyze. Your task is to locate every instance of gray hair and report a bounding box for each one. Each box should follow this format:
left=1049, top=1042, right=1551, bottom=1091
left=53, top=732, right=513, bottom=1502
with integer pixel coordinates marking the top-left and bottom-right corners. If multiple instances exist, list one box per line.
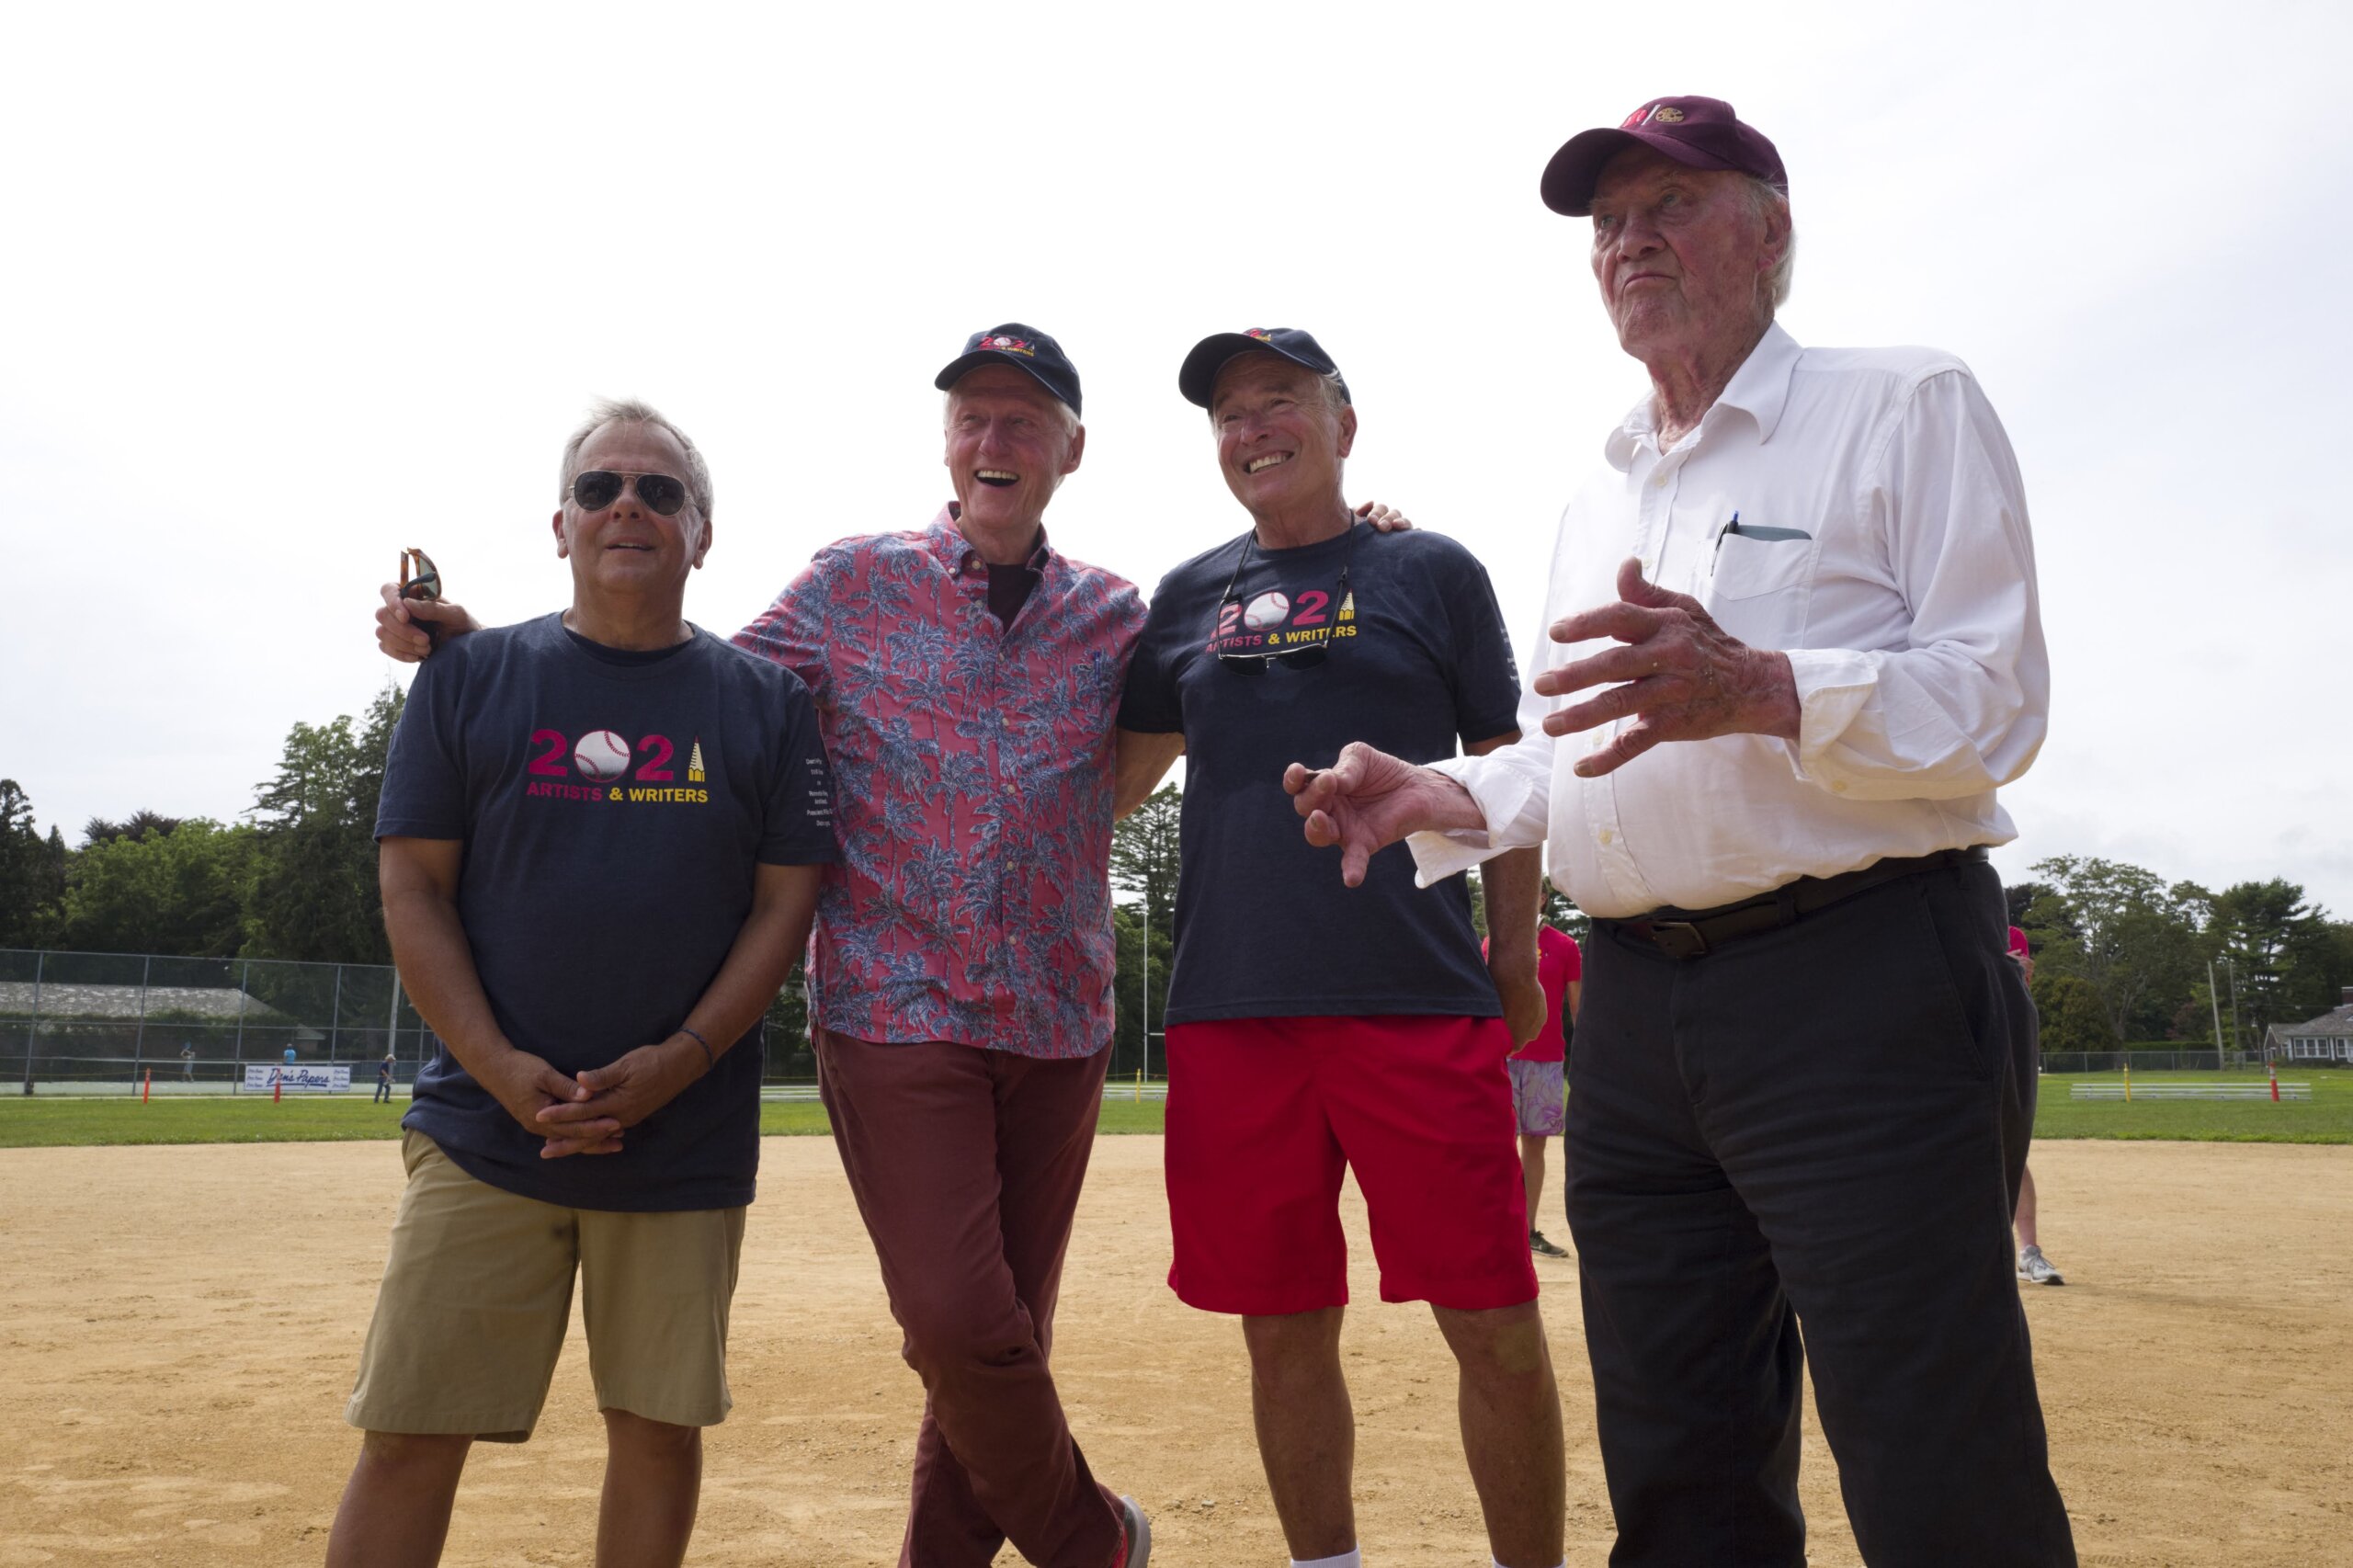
left=1744, top=177, right=1796, bottom=312
left=939, top=385, right=1082, bottom=438
left=558, top=398, right=714, bottom=529
left=1203, top=363, right=1353, bottom=426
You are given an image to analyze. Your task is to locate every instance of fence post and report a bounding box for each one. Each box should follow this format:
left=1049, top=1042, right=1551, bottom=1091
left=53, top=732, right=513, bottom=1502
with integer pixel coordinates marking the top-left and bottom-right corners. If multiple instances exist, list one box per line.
left=20, top=949, right=40, bottom=1095
left=386, top=968, right=404, bottom=1065
left=132, top=952, right=152, bottom=1085
left=233, top=958, right=251, bottom=1060
left=232, top=959, right=249, bottom=1093
left=327, top=962, right=345, bottom=1062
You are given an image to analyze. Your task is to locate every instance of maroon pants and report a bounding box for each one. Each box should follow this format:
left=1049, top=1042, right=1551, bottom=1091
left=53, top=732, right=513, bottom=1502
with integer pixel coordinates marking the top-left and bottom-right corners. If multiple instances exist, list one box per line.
left=815, top=1029, right=1121, bottom=1568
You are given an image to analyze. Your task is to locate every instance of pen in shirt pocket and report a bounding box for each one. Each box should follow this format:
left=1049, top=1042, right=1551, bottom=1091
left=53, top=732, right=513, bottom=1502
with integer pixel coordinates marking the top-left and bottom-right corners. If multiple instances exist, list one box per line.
left=1713, top=511, right=1813, bottom=560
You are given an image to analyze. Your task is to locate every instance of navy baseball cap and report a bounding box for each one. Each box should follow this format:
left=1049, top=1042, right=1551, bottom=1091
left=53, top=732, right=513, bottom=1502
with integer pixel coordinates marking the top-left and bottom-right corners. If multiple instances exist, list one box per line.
left=935, top=323, right=1082, bottom=416
left=1540, top=96, right=1787, bottom=217
left=1177, top=327, right=1352, bottom=410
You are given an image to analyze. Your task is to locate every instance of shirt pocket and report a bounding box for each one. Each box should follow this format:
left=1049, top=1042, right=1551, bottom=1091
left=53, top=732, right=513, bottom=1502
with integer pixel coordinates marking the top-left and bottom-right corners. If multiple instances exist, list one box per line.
left=1707, top=530, right=1815, bottom=601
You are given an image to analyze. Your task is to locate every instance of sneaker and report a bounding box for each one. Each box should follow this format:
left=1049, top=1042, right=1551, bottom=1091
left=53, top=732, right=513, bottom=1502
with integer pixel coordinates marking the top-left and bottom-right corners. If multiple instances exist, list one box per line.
left=1114, top=1494, right=1150, bottom=1568
left=2017, top=1244, right=2064, bottom=1286
left=1529, top=1230, right=1570, bottom=1258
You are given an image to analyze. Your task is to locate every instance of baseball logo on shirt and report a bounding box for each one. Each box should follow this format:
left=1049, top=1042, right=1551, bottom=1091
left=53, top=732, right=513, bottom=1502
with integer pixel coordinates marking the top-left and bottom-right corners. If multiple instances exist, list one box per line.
left=523, top=728, right=711, bottom=805
left=573, top=730, right=631, bottom=781
left=1242, top=591, right=1291, bottom=631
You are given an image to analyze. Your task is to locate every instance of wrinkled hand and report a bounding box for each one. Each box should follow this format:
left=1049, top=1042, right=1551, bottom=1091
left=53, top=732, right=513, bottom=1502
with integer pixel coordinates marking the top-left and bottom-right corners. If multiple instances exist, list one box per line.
left=1494, top=965, right=1547, bottom=1051
left=1536, top=557, right=1802, bottom=778
left=377, top=582, right=482, bottom=664
left=477, top=1049, right=620, bottom=1159
left=535, top=1038, right=702, bottom=1158
left=1355, top=499, right=1415, bottom=533
left=1284, top=741, right=1484, bottom=888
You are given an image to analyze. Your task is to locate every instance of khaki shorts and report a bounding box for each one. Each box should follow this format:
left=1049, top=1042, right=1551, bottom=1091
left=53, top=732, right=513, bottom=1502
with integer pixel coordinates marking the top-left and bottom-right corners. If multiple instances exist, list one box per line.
left=345, top=1131, right=745, bottom=1440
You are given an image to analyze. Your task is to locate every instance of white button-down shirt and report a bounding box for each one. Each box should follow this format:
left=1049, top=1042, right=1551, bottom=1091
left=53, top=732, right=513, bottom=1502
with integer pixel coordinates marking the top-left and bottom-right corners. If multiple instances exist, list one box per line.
left=1411, top=324, right=2048, bottom=918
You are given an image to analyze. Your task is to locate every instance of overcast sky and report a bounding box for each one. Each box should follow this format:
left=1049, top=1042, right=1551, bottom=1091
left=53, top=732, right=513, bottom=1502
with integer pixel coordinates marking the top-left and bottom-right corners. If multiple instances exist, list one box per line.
left=6, top=0, right=2349, bottom=917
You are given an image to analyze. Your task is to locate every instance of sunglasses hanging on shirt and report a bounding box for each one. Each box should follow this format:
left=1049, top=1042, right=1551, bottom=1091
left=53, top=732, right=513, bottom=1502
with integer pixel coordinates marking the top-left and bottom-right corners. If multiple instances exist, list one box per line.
left=1211, top=523, right=1358, bottom=674
left=569, top=470, right=690, bottom=517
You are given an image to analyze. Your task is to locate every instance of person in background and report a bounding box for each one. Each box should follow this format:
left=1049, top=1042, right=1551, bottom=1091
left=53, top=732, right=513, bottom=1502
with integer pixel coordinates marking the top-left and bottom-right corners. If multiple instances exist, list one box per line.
left=376, top=1051, right=396, bottom=1106
left=180, top=1040, right=197, bottom=1084
left=2009, top=925, right=2063, bottom=1286
left=1484, top=913, right=1582, bottom=1258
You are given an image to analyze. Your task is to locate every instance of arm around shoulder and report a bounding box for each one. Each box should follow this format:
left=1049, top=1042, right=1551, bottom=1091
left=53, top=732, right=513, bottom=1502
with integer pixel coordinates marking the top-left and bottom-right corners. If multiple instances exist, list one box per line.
left=1115, top=729, right=1185, bottom=819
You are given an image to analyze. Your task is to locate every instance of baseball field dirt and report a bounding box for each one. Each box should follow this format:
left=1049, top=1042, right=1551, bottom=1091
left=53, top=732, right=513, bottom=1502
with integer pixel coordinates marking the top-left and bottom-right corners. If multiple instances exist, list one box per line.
left=2, top=1136, right=2347, bottom=1566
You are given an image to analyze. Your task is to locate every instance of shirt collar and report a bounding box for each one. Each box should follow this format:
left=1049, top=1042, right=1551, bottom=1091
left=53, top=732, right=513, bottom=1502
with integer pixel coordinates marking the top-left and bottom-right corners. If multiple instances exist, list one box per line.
left=1603, top=321, right=1804, bottom=471
left=927, top=504, right=1053, bottom=578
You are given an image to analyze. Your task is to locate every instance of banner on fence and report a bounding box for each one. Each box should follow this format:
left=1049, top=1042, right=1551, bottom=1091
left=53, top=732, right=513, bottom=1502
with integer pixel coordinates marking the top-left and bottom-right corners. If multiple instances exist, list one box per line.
left=244, top=1064, right=351, bottom=1094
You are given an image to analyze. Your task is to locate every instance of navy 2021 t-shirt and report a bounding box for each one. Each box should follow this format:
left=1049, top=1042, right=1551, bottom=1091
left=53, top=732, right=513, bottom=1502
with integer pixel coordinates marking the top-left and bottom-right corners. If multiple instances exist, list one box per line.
left=1119, top=522, right=1520, bottom=1025
left=376, top=613, right=837, bottom=1211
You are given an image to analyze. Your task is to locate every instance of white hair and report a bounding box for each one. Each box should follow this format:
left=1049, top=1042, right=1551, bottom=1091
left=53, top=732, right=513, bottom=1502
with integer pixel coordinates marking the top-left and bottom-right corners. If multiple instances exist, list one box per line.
left=558, top=398, right=714, bottom=529
left=1744, top=177, right=1796, bottom=312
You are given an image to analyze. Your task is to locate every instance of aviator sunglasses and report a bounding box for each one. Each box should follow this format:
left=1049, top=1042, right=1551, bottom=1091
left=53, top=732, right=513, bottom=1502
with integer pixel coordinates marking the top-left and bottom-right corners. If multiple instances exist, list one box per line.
left=1214, top=524, right=1358, bottom=674
left=569, top=470, right=690, bottom=516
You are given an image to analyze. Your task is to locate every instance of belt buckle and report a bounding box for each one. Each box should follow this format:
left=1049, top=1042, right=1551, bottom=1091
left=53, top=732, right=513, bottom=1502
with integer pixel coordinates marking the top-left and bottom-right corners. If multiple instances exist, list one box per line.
left=1648, top=919, right=1709, bottom=960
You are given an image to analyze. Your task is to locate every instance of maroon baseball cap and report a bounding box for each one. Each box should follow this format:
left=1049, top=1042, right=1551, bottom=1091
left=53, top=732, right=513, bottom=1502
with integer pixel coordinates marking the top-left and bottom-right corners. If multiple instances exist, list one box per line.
left=1540, top=96, right=1787, bottom=217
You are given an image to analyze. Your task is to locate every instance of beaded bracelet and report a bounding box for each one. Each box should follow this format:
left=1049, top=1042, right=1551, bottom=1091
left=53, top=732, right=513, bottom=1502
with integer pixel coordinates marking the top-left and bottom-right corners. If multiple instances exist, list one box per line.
left=678, top=1026, right=714, bottom=1069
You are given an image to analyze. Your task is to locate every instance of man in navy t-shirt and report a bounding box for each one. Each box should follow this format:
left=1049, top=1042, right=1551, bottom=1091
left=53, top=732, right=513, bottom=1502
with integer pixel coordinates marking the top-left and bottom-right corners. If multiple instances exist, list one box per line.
left=1116, top=330, right=1566, bottom=1568
left=326, top=400, right=834, bottom=1568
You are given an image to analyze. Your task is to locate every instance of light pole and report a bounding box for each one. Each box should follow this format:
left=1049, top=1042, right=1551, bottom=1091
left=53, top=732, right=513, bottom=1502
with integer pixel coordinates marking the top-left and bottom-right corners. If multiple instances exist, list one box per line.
left=2208, top=959, right=2227, bottom=1066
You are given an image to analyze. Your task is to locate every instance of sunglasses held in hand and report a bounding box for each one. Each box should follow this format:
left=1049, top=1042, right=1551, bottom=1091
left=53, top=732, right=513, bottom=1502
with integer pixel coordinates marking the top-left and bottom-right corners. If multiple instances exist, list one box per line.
left=569, top=470, right=690, bottom=516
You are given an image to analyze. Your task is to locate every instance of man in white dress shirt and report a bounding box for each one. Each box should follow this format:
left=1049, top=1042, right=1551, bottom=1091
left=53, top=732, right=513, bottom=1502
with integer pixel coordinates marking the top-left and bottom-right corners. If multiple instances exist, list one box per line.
left=1283, top=97, right=2075, bottom=1566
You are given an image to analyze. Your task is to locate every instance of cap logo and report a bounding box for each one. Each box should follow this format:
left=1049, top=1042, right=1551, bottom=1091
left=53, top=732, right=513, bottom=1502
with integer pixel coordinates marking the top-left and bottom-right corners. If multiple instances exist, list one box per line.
left=1621, top=102, right=1685, bottom=127
left=983, top=335, right=1036, bottom=357
left=1245, top=328, right=1274, bottom=340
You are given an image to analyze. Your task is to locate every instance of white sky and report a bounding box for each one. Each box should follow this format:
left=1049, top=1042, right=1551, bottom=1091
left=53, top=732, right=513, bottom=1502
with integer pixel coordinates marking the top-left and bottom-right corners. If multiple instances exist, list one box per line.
left=6, top=0, right=2350, bottom=916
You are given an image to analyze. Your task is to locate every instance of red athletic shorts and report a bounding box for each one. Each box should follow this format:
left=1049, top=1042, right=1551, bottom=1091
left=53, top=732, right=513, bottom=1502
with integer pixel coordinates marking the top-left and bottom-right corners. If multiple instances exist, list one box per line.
left=1164, top=1014, right=1538, bottom=1315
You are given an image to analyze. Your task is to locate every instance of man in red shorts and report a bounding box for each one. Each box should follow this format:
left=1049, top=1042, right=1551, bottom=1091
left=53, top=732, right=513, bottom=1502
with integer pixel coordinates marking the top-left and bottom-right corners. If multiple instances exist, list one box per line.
left=1117, top=328, right=1566, bottom=1568
left=1485, top=917, right=1582, bottom=1258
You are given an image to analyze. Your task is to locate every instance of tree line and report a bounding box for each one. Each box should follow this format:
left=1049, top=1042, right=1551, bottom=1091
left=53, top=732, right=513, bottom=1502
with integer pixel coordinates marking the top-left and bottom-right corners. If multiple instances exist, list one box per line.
left=6, top=694, right=2346, bottom=1062
left=1, top=687, right=405, bottom=962
left=2009, top=857, right=2352, bottom=1054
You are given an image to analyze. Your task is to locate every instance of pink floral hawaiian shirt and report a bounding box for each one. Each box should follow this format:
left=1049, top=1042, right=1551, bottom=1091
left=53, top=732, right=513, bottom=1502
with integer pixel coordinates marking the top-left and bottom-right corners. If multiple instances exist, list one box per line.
left=733, top=507, right=1144, bottom=1058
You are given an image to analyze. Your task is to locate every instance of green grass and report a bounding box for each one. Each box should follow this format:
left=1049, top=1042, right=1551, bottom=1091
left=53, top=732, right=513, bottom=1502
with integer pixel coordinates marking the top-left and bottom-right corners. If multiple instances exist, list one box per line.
left=0, top=1090, right=1173, bottom=1149
left=2029, top=1071, right=2353, bottom=1145
left=5, top=1074, right=2344, bottom=1150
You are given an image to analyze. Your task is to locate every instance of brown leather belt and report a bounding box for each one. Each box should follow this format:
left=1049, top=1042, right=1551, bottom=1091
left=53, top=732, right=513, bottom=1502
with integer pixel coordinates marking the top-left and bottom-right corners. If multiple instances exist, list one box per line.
left=1599, top=846, right=1989, bottom=961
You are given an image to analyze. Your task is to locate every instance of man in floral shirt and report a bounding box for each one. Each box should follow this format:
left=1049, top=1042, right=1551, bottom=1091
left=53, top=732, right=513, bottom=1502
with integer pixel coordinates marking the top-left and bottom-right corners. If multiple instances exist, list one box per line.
left=729, top=324, right=1152, bottom=1568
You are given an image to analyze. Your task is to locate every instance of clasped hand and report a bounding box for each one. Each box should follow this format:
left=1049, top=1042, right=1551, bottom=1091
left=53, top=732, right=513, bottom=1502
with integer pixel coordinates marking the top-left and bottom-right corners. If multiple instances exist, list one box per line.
left=483, top=1039, right=704, bottom=1160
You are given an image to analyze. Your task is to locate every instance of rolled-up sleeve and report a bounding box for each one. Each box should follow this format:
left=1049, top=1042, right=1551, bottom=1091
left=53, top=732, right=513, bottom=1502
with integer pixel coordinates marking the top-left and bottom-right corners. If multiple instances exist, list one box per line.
left=1411, top=626, right=1560, bottom=885
left=1785, top=369, right=2049, bottom=801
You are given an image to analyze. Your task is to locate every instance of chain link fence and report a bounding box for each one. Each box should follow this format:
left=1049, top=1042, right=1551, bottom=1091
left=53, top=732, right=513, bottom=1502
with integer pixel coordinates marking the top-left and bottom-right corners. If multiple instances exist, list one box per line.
left=2, top=948, right=441, bottom=1095
left=2039, top=1050, right=2290, bottom=1074
left=0, top=949, right=1142, bottom=1097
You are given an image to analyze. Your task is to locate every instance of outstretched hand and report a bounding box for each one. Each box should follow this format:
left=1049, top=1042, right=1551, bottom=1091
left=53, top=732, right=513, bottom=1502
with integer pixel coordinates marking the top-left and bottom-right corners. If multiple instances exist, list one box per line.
left=376, top=582, right=482, bottom=664
left=1536, top=557, right=1802, bottom=778
left=1283, top=741, right=1485, bottom=887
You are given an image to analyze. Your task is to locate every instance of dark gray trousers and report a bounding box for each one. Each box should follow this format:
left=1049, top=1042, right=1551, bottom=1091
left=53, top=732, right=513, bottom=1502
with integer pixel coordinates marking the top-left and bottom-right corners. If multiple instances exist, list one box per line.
left=1568, top=859, right=2075, bottom=1566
